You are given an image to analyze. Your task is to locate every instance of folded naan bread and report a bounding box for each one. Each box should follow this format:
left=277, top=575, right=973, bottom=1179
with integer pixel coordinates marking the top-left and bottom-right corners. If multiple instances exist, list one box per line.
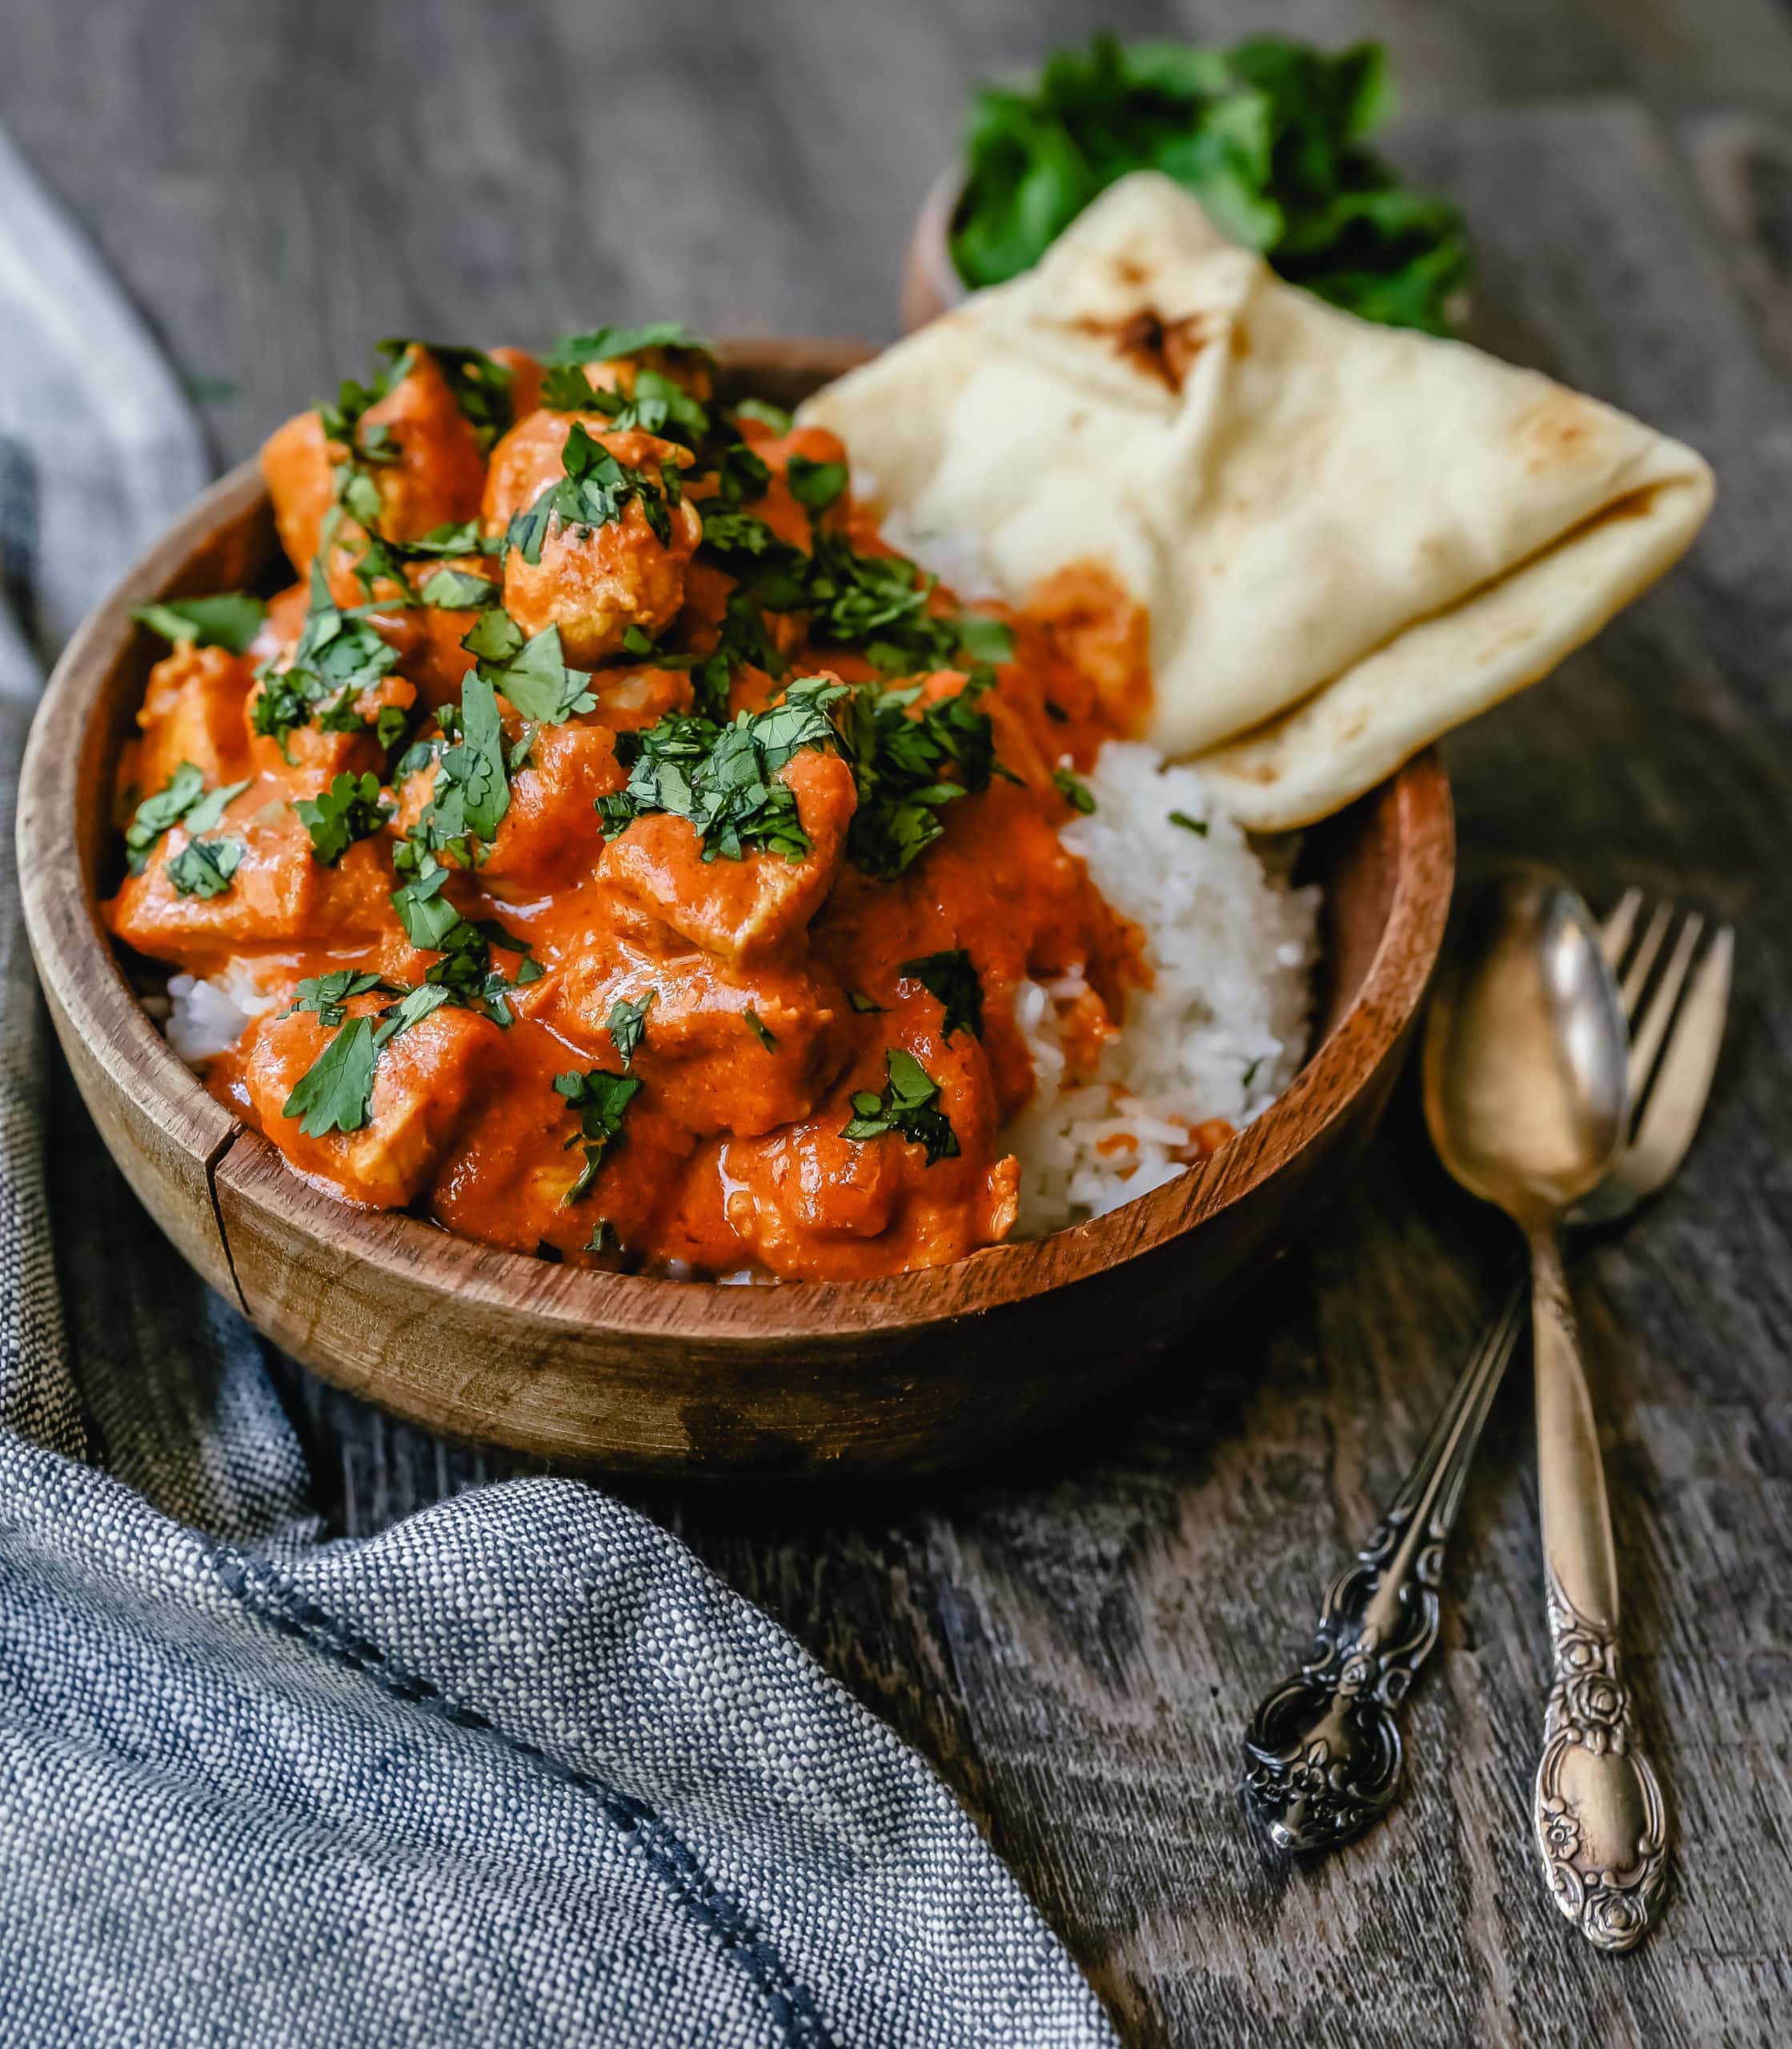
left=802, top=173, right=1714, bottom=828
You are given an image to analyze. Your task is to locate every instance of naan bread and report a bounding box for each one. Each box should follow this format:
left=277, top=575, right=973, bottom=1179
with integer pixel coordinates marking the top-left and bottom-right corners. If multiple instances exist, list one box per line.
left=802, top=174, right=1714, bottom=828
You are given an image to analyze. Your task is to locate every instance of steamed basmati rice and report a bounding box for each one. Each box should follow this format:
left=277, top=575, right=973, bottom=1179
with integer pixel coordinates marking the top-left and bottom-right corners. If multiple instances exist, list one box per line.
left=1005, top=740, right=1318, bottom=1237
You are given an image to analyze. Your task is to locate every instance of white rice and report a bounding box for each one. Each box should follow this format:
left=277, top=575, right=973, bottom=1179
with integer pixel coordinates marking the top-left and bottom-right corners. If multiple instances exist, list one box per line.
left=166, top=960, right=279, bottom=1063
left=1004, top=740, right=1319, bottom=1237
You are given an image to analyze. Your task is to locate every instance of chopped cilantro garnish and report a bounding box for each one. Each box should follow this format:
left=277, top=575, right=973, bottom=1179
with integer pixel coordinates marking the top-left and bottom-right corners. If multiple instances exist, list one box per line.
left=279, top=976, right=457, bottom=1139
left=846, top=989, right=886, bottom=1014
left=132, top=593, right=266, bottom=655
left=124, top=764, right=248, bottom=874
left=785, top=453, right=848, bottom=511
left=841, top=673, right=998, bottom=877
left=419, top=566, right=500, bottom=611
left=285, top=969, right=388, bottom=1027
left=734, top=397, right=793, bottom=435
left=1169, top=808, right=1209, bottom=836
left=292, top=772, right=393, bottom=865
left=1053, top=766, right=1096, bottom=814
left=461, top=609, right=594, bottom=723
left=553, top=1068, right=643, bottom=1201
left=585, top=1219, right=619, bottom=1253
left=840, top=1049, right=960, bottom=1165
left=544, top=322, right=714, bottom=367
left=596, top=678, right=847, bottom=862
left=605, top=991, right=655, bottom=1069
left=955, top=616, right=1016, bottom=665
left=505, top=420, right=680, bottom=562
left=390, top=853, right=463, bottom=950
left=744, top=1007, right=778, bottom=1051
left=251, top=562, right=400, bottom=760
left=282, top=1015, right=379, bottom=1137
left=411, top=675, right=511, bottom=860
left=166, top=837, right=242, bottom=899
left=900, top=950, right=984, bottom=1039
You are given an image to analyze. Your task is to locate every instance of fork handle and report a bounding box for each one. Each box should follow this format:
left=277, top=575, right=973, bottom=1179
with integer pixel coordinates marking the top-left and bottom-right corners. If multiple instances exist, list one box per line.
left=1528, top=1228, right=1669, bottom=1951
left=1241, top=1279, right=1525, bottom=1853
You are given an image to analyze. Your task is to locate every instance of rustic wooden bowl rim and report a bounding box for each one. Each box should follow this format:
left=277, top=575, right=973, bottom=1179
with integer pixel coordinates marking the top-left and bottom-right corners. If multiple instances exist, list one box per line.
left=20, top=368, right=1452, bottom=1358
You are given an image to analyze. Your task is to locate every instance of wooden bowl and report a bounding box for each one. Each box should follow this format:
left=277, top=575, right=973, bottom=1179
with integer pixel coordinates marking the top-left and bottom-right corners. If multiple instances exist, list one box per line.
left=17, top=342, right=1453, bottom=1484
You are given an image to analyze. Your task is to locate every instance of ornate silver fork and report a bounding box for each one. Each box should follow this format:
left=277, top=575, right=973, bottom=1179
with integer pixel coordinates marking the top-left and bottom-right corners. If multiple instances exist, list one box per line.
left=1241, top=893, right=1732, bottom=1871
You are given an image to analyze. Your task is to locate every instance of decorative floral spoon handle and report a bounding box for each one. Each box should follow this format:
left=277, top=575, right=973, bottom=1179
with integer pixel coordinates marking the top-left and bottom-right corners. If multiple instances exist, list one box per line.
left=1242, top=1281, right=1527, bottom=1854
left=1527, top=1230, right=1668, bottom=1951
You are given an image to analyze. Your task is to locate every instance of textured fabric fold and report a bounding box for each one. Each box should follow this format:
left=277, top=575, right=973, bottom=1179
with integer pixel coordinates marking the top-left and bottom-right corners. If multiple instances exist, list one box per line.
left=0, top=128, right=1119, bottom=2049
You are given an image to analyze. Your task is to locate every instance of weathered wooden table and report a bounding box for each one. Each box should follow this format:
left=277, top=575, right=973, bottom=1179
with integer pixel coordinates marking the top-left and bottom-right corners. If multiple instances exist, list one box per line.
left=7, top=2, right=1788, bottom=2040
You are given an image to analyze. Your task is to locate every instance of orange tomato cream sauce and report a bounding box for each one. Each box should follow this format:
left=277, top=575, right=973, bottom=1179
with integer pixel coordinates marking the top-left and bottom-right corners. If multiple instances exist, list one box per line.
left=107, top=331, right=1239, bottom=1283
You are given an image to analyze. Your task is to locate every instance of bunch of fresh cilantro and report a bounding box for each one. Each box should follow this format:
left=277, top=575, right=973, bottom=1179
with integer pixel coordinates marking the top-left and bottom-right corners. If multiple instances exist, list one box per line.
left=949, top=34, right=1470, bottom=335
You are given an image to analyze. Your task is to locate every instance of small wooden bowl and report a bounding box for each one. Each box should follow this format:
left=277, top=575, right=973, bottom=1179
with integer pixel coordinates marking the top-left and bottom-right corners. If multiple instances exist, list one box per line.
left=18, top=342, right=1453, bottom=1484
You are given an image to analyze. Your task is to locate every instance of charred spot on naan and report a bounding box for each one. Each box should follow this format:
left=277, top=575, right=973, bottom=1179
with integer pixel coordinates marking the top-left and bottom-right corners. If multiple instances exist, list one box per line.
left=1068, top=307, right=1213, bottom=394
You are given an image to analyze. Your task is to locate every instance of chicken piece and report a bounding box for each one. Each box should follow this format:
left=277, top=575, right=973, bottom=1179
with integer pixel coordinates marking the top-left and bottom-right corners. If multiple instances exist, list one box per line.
left=477, top=722, right=623, bottom=892
left=109, top=792, right=397, bottom=963
left=716, top=1020, right=1019, bottom=1280
left=552, top=940, right=848, bottom=1138
left=598, top=748, right=856, bottom=963
left=243, top=672, right=416, bottom=783
left=483, top=415, right=700, bottom=665
left=591, top=664, right=694, bottom=733
left=241, top=998, right=494, bottom=1209
left=260, top=350, right=489, bottom=596
left=125, top=644, right=255, bottom=793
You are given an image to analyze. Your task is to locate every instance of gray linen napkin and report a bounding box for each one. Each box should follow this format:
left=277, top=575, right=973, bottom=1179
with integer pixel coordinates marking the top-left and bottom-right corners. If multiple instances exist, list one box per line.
left=0, top=127, right=1120, bottom=2049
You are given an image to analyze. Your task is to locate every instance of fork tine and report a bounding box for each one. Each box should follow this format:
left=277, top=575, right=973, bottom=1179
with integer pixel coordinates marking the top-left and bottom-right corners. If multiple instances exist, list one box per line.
left=1619, top=899, right=1674, bottom=1020
left=1619, top=924, right=1734, bottom=1199
left=1601, top=888, right=1643, bottom=968
left=1628, top=910, right=1705, bottom=1105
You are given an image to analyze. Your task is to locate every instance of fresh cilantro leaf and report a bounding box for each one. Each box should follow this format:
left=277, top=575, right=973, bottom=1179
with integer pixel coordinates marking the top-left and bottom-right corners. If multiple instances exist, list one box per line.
left=585, top=1219, right=619, bottom=1253
left=417, top=675, right=511, bottom=857
left=841, top=673, right=998, bottom=877
left=252, top=562, right=400, bottom=760
left=292, top=771, right=393, bottom=865
left=166, top=837, right=242, bottom=898
left=950, top=33, right=1470, bottom=335
left=955, top=615, right=1016, bottom=664
left=132, top=593, right=267, bottom=655
left=505, top=420, right=680, bottom=561
left=900, top=950, right=984, bottom=1039
left=539, top=363, right=602, bottom=412
left=1053, top=766, right=1096, bottom=814
left=596, top=677, right=847, bottom=862
left=544, top=322, right=714, bottom=367
left=744, top=1007, right=778, bottom=1051
left=282, top=1015, right=379, bottom=1137
left=846, top=989, right=886, bottom=1013
left=734, top=397, right=793, bottom=435
left=785, top=452, right=848, bottom=511
left=605, top=991, right=655, bottom=1069
left=419, top=566, right=500, bottom=611
left=1169, top=808, right=1209, bottom=836
left=840, top=1048, right=960, bottom=1165
left=124, top=762, right=244, bottom=874
left=391, top=854, right=464, bottom=950
left=553, top=1067, right=643, bottom=1201
left=285, top=969, right=387, bottom=1028
left=462, top=609, right=595, bottom=722
left=278, top=971, right=459, bottom=1140
left=182, top=778, right=251, bottom=836
left=711, top=439, right=772, bottom=509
